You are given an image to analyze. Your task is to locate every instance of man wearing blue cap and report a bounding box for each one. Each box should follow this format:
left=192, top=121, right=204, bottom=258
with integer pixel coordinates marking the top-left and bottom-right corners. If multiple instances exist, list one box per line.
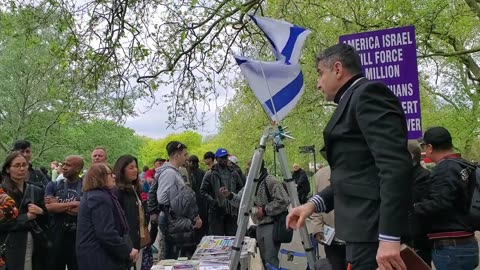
left=200, top=148, right=244, bottom=236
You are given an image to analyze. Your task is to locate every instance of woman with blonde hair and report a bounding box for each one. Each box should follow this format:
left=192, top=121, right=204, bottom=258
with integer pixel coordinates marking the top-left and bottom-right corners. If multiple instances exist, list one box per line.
left=76, top=163, right=139, bottom=270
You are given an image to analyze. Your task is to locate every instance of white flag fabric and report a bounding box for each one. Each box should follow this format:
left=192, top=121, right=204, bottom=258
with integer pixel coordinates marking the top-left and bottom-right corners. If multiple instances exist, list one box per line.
left=235, top=56, right=304, bottom=122
left=234, top=16, right=310, bottom=122
left=250, top=15, right=311, bottom=64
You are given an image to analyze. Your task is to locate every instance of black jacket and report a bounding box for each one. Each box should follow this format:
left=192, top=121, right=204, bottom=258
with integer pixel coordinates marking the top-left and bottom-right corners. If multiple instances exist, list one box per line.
left=317, top=78, right=413, bottom=242
left=0, top=183, right=48, bottom=270
left=232, top=164, right=246, bottom=186
left=414, top=157, right=474, bottom=234
left=292, top=168, right=310, bottom=204
left=190, top=167, right=205, bottom=195
left=407, top=164, right=432, bottom=237
left=165, top=183, right=199, bottom=247
left=200, top=164, right=243, bottom=216
left=76, top=189, right=132, bottom=270
left=189, top=167, right=208, bottom=242
left=27, top=165, right=49, bottom=189
left=147, top=175, right=159, bottom=215
left=118, top=189, right=141, bottom=249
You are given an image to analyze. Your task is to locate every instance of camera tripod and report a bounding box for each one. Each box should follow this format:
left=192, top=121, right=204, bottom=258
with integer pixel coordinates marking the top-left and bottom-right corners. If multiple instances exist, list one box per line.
left=229, top=125, right=317, bottom=270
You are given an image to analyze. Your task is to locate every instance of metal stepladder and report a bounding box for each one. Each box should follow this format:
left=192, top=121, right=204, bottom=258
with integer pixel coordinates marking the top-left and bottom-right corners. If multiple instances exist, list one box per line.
left=229, top=125, right=317, bottom=270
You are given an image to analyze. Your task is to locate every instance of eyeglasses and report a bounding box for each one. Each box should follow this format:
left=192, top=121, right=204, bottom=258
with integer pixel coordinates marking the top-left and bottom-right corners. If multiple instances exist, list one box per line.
left=11, top=163, right=28, bottom=169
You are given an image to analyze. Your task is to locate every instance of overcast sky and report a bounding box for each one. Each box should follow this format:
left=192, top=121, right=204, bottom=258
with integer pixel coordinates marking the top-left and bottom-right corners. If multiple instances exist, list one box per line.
left=124, top=86, right=232, bottom=139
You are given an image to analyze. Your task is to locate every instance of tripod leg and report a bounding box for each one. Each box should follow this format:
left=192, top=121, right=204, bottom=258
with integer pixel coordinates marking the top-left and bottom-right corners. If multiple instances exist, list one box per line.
left=229, top=133, right=269, bottom=269
left=276, top=144, right=317, bottom=269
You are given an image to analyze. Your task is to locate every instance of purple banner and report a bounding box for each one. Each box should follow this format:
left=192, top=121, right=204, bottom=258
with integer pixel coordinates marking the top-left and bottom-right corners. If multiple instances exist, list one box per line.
left=339, top=26, right=422, bottom=140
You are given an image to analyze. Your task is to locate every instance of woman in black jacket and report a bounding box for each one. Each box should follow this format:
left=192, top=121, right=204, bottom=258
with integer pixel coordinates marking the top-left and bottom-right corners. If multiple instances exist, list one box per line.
left=113, top=155, right=148, bottom=270
left=0, top=152, right=48, bottom=270
left=76, top=163, right=139, bottom=270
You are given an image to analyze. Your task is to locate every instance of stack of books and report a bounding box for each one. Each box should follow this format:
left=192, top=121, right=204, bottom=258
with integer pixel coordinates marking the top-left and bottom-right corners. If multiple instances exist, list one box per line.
left=191, top=236, right=256, bottom=266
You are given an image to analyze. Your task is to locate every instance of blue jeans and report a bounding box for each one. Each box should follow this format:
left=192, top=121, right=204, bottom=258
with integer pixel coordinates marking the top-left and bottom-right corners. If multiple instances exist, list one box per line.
left=432, top=241, right=479, bottom=270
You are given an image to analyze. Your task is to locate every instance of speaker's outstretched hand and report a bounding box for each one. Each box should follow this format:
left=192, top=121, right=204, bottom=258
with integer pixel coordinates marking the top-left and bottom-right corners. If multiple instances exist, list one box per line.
left=286, top=202, right=315, bottom=229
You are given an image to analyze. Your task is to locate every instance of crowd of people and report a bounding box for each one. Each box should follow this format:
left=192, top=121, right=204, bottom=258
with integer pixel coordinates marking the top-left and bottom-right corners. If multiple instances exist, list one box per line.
left=1, top=43, right=480, bottom=270
left=0, top=138, right=306, bottom=270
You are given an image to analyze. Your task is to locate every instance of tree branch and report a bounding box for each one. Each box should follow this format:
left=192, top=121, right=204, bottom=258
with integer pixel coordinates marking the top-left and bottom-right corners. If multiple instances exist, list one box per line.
left=465, top=0, right=480, bottom=19
left=136, top=0, right=261, bottom=83
left=419, top=47, right=480, bottom=58
left=423, top=87, right=460, bottom=111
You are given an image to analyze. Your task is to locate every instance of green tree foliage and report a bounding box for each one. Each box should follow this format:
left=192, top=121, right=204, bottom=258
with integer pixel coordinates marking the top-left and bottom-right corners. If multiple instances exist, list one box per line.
left=34, top=120, right=144, bottom=167
left=3, top=0, right=474, bottom=160
left=206, top=0, right=480, bottom=161
left=2, top=0, right=480, bottom=171
left=203, top=0, right=480, bottom=171
left=0, top=5, right=146, bottom=167
left=138, top=131, right=204, bottom=167
left=48, top=0, right=480, bottom=158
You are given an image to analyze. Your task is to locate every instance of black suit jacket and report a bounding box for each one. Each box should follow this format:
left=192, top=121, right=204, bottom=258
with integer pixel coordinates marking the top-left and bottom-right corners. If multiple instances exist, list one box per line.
left=318, top=78, right=413, bottom=242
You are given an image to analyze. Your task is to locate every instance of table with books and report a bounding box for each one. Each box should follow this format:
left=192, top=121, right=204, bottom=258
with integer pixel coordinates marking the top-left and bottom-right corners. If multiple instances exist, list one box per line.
left=152, top=235, right=258, bottom=270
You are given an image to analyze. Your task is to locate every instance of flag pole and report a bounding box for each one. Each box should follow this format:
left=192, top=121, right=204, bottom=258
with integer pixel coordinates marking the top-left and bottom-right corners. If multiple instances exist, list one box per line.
left=257, top=61, right=281, bottom=125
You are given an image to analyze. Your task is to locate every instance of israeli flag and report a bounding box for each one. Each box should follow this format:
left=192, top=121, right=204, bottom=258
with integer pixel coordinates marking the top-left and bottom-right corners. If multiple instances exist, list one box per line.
left=235, top=56, right=305, bottom=122
left=250, top=15, right=311, bottom=64
left=234, top=16, right=310, bottom=122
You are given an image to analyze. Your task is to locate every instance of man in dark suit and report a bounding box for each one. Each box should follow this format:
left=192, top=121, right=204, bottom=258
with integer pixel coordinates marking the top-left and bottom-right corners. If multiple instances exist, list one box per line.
left=287, top=44, right=413, bottom=270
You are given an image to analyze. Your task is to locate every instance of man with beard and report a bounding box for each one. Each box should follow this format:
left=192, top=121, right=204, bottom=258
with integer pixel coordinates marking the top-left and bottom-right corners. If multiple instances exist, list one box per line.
left=287, top=44, right=412, bottom=270
left=200, top=148, right=243, bottom=236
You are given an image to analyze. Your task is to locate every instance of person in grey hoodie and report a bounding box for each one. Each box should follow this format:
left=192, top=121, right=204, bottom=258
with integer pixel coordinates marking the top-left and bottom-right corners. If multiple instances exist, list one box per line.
left=148, top=141, right=202, bottom=259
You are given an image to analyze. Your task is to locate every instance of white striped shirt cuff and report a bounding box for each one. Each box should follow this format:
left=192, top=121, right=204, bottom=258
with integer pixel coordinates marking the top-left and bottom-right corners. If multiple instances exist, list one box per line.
left=379, top=234, right=401, bottom=242
left=309, top=195, right=326, bottom=213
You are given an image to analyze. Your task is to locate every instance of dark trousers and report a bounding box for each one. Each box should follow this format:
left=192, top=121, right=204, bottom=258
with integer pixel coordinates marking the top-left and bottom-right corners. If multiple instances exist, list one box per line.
left=171, top=245, right=196, bottom=259
left=50, top=231, right=78, bottom=270
left=159, top=212, right=176, bottom=260
left=325, top=244, right=347, bottom=270
left=196, top=195, right=209, bottom=243
left=345, top=242, right=378, bottom=270
left=150, top=220, right=158, bottom=246
left=208, top=213, right=237, bottom=236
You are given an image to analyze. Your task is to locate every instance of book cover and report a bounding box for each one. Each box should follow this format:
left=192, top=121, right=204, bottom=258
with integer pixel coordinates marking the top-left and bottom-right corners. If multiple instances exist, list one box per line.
left=321, top=225, right=335, bottom=246
left=400, top=245, right=431, bottom=270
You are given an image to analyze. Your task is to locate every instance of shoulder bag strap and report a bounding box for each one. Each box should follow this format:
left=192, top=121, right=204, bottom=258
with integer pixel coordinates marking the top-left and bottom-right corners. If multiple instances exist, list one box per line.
left=264, top=179, right=272, bottom=203
left=63, top=179, right=68, bottom=196
left=76, top=179, right=82, bottom=198
left=132, top=186, right=146, bottom=237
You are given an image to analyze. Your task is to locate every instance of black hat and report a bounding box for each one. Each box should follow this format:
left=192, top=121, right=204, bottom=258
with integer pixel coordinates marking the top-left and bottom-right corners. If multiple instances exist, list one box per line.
left=419, top=127, right=452, bottom=148
left=203, top=151, right=215, bottom=160
left=188, top=155, right=199, bottom=163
